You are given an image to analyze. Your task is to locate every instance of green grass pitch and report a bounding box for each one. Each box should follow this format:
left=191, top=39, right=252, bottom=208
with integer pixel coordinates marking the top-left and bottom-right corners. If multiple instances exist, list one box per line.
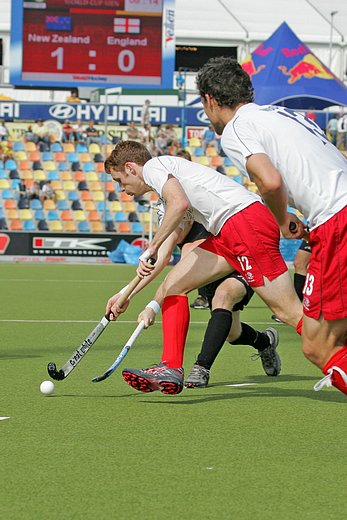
left=0, top=263, right=346, bottom=520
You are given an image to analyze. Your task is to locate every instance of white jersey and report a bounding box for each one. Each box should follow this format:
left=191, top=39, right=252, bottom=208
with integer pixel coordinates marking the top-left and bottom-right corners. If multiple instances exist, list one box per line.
left=142, top=156, right=261, bottom=235
left=221, top=103, right=347, bottom=230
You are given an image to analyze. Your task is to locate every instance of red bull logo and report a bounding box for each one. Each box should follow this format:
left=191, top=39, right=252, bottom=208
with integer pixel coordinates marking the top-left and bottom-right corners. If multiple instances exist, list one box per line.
left=241, top=55, right=265, bottom=77
left=278, top=54, right=334, bottom=84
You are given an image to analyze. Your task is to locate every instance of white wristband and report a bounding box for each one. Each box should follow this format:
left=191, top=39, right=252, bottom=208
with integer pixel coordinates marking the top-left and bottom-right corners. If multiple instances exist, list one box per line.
left=119, top=284, right=129, bottom=295
left=145, top=300, right=161, bottom=314
left=139, top=249, right=151, bottom=261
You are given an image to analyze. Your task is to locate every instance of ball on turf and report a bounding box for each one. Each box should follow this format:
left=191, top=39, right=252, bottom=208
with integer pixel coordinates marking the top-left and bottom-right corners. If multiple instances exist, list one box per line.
left=40, top=380, right=55, bottom=395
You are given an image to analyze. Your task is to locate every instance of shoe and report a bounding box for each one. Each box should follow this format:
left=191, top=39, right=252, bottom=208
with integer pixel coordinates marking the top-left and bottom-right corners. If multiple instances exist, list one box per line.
left=253, top=327, right=281, bottom=376
left=271, top=314, right=283, bottom=323
left=185, top=363, right=210, bottom=388
left=190, top=296, right=209, bottom=309
left=122, top=363, right=184, bottom=394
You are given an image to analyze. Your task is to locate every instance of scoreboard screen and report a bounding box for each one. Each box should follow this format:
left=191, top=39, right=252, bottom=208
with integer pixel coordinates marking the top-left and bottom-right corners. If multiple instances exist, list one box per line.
left=10, top=0, right=175, bottom=89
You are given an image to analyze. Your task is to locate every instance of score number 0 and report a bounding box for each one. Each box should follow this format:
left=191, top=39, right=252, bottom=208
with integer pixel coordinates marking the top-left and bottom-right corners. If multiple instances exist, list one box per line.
left=51, top=47, right=136, bottom=72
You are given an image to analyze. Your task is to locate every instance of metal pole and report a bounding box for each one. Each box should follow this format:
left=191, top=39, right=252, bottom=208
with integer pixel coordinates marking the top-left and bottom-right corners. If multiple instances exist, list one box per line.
left=329, top=10, right=338, bottom=68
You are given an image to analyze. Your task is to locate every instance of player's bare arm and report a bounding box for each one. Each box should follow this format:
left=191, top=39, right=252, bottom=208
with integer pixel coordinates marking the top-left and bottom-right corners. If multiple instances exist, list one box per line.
left=246, top=153, right=305, bottom=238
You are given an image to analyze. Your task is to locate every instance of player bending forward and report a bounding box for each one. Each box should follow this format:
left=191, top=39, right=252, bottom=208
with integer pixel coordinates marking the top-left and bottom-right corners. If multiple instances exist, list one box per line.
left=105, top=141, right=302, bottom=394
left=196, top=56, right=347, bottom=395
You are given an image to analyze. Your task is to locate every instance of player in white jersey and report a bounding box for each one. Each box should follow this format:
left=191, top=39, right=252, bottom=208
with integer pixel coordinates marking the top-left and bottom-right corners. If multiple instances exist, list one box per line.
left=104, top=140, right=302, bottom=394
left=196, top=56, right=347, bottom=396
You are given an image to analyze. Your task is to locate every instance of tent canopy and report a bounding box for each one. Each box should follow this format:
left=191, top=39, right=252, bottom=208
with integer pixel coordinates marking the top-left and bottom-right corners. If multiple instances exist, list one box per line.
left=241, top=22, right=347, bottom=109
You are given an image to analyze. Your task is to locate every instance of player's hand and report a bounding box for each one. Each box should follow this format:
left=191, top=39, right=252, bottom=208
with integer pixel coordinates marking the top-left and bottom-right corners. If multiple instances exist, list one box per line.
left=137, top=250, right=157, bottom=278
left=138, top=307, right=156, bottom=328
left=106, top=293, right=130, bottom=321
left=280, top=215, right=308, bottom=240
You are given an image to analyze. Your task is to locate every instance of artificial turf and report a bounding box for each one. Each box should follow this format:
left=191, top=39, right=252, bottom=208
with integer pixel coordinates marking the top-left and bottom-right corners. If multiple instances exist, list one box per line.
left=0, top=263, right=346, bottom=520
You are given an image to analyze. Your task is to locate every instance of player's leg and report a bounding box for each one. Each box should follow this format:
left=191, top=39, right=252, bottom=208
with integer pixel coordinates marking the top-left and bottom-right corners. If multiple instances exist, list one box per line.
left=303, top=315, right=347, bottom=395
left=293, top=241, right=311, bottom=302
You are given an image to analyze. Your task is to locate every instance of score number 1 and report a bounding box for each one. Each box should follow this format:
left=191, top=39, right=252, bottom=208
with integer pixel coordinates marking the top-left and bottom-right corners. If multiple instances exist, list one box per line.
left=50, top=47, right=136, bottom=72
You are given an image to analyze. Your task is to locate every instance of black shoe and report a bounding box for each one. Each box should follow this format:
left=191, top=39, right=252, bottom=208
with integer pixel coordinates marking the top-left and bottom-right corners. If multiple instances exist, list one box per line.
left=190, top=296, right=209, bottom=309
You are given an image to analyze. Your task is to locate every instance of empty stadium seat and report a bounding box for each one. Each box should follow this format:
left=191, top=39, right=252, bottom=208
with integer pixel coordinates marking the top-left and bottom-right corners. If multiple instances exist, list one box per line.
left=95, top=163, right=105, bottom=173
left=42, top=151, right=53, bottom=161
left=5, top=159, right=17, bottom=170
left=115, top=211, right=127, bottom=222
left=123, top=201, right=136, bottom=213
left=74, top=210, right=87, bottom=221
left=92, top=191, right=105, bottom=202
left=13, top=141, right=25, bottom=152
left=15, top=151, right=28, bottom=161
left=54, top=152, right=67, bottom=162
left=58, top=162, right=69, bottom=171
left=91, top=221, right=104, bottom=232
left=67, top=152, right=79, bottom=162
left=37, top=219, right=49, bottom=230
left=78, top=221, right=90, bottom=232
left=10, top=219, right=22, bottom=231
left=94, top=153, right=103, bottom=163
left=6, top=208, right=19, bottom=219
left=34, top=210, right=45, bottom=220
left=30, top=199, right=42, bottom=210
left=117, top=222, right=131, bottom=233
left=56, top=199, right=69, bottom=210
left=60, top=210, right=73, bottom=221
left=67, top=191, right=80, bottom=201
left=76, top=143, right=88, bottom=153
left=0, top=179, right=10, bottom=189
left=89, top=143, right=101, bottom=154
left=2, top=189, right=14, bottom=199
left=83, top=163, right=95, bottom=173
left=132, top=222, right=144, bottom=233
left=80, top=191, right=92, bottom=201
left=47, top=171, right=60, bottom=181
left=189, top=137, right=202, bottom=147
left=43, top=161, right=56, bottom=171
left=32, top=161, right=44, bottom=171
left=109, top=200, right=122, bottom=212
left=0, top=169, right=7, bottom=179
left=54, top=190, right=66, bottom=201
left=4, top=199, right=16, bottom=209
left=25, top=141, right=36, bottom=152
left=23, top=220, right=36, bottom=231
left=43, top=199, right=56, bottom=210
left=194, top=156, right=210, bottom=166
left=33, top=170, right=47, bottom=182
left=47, top=210, right=59, bottom=220
left=49, top=220, right=63, bottom=231
left=105, top=220, right=115, bottom=232
left=86, top=171, right=98, bottom=182
left=63, top=221, right=77, bottom=232
left=51, top=142, right=63, bottom=152
left=19, top=209, right=33, bottom=220
left=29, top=151, right=41, bottom=162
left=63, top=143, right=75, bottom=153
left=87, top=210, right=100, bottom=222
left=84, top=200, right=96, bottom=211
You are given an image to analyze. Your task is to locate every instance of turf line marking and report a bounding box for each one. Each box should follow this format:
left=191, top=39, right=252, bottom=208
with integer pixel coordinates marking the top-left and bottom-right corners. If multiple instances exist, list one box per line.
left=225, top=383, right=258, bottom=387
left=0, top=278, right=161, bottom=284
left=0, top=319, right=275, bottom=325
left=0, top=417, right=10, bottom=421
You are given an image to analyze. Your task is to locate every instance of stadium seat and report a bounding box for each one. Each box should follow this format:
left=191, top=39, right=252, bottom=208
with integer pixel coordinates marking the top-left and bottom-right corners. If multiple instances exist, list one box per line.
left=34, top=210, right=45, bottom=220
left=0, top=217, right=8, bottom=230
left=43, top=161, right=56, bottom=171
left=77, top=180, right=89, bottom=191
left=71, top=200, right=83, bottom=211
left=87, top=210, right=100, bottom=222
left=210, top=156, right=223, bottom=167
left=5, top=159, right=17, bottom=170
left=0, top=169, right=7, bottom=179
left=60, top=210, right=73, bottom=221
left=33, top=170, right=47, bottom=182
left=15, top=151, right=28, bottom=161
left=56, top=199, right=69, bottom=211
left=74, top=210, right=87, bottom=221
left=74, top=171, right=86, bottom=182
left=96, top=163, right=105, bottom=173
left=49, top=220, right=63, bottom=232
left=78, top=221, right=90, bottom=232
left=205, top=145, right=218, bottom=157
left=21, top=170, right=34, bottom=180
left=189, top=137, right=202, bottom=147
left=132, top=222, right=144, bottom=233
left=108, top=191, right=118, bottom=202
left=61, top=171, right=73, bottom=181
left=2, top=189, right=14, bottom=199
left=30, top=199, right=42, bottom=210
left=194, top=156, right=210, bottom=166
left=82, top=163, right=95, bottom=173
left=89, top=181, right=102, bottom=191
left=6, top=208, right=19, bottom=220
left=89, top=143, right=101, bottom=154
left=80, top=191, right=93, bottom=201
left=54, top=152, right=67, bottom=162
left=18, top=160, right=30, bottom=170
left=58, top=162, right=69, bottom=171
left=29, top=151, right=41, bottom=162
left=10, top=219, right=22, bottom=231
left=83, top=200, right=96, bottom=211
left=96, top=200, right=107, bottom=211
left=63, top=143, right=75, bottom=153
left=51, top=142, right=63, bottom=152
left=47, top=171, right=60, bottom=181
left=224, top=157, right=234, bottom=167
left=63, top=221, right=77, bottom=232
left=13, top=141, right=25, bottom=152
left=68, top=191, right=80, bottom=201
left=86, top=171, right=98, bottom=182
left=0, top=179, right=10, bottom=189
left=225, top=166, right=240, bottom=177
left=47, top=210, right=59, bottom=220
left=79, top=153, right=91, bottom=163
left=117, top=222, right=131, bottom=233
left=123, top=201, right=136, bottom=213
left=94, top=153, right=103, bottom=163
left=24, top=141, right=36, bottom=152
left=109, top=200, right=122, bottom=212
left=43, top=199, right=56, bottom=210
left=54, top=190, right=66, bottom=201
left=19, top=209, right=33, bottom=220
left=92, top=191, right=105, bottom=202
left=51, top=180, right=63, bottom=191
left=91, top=221, right=104, bottom=232
left=138, top=212, right=151, bottom=223
left=67, top=152, right=79, bottom=162
left=76, top=143, right=88, bottom=153
left=42, top=151, right=53, bottom=161
left=115, top=211, right=127, bottom=222
left=4, top=199, right=16, bottom=209
left=11, top=179, right=21, bottom=190
left=105, top=220, right=115, bottom=232
left=63, top=181, right=76, bottom=191
left=23, top=220, right=36, bottom=231
left=119, top=191, right=132, bottom=202
left=33, top=161, right=44, bottom=171
left=102, top=144, right=112, bottom=155
left=37, top=219, right=49, bottom=230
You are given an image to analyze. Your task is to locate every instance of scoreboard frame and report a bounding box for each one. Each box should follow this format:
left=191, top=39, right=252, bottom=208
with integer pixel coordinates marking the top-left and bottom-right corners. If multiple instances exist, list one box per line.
left=10, top=0, right=175, bottom=89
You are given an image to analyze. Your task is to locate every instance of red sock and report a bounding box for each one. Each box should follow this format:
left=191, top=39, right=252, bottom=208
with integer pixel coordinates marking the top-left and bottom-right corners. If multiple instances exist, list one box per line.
left=322, top=347, right=347, bottom=395
left=296, top=317, right=303, bottom=335
left=161, top=295, right=189, bottom=368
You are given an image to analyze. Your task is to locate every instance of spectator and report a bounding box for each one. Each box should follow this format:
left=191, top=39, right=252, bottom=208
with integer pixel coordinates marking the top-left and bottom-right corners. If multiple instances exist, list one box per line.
left=32, top=119, right=50, bottom=151
left=66, top=88, right=81, bottom=103
left=165, top=124, right=179, bottom=147
left=201, top=124, right=219, bottom=151
left=17, top=179, right=30, bottom=209
left=73, top=119, right=86, bottom=142
left=0, top=120, right=9, bottom=141
left=23, top=124, right=35, bottom=143
left=85, top=120, right=101, bottom=147
left=39, top=181, right=56, bottom=204
left=28, top=181, right=41, bottom=201
left=336, top=112, right=347, bottom=151
left=305, top=108, right=317, bottom=122
left=141, top=99, right=151, bottom=126
left=326, top=115, right=338, bottom=146
left=126, top=121, right=142, bottom=141
left=62, top=120, right=74, bottom=142
left=155, top=130, right=168, bottom=156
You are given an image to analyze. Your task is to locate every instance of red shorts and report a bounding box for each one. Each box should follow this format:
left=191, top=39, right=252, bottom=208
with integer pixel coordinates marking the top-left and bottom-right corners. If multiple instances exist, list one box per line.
left=199, top=202, right=287, bottom=287
left=303, top=205, right=347, bottom=320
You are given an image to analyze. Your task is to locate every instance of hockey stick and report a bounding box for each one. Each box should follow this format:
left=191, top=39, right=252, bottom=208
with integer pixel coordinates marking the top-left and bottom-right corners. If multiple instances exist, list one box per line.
left=47, top=274, right=143, bottom=381
left=91, top=301, right=160, bottom=383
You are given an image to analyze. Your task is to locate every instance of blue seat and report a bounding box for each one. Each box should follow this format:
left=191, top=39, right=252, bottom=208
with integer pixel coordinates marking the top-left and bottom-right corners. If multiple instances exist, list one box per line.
left=23, top=220, right=36, bottom=231
left=193, top=147, right=205, bottom=157
left=132, top=222, right=144, bottom=233
left=51, top=142, right=63, bottom=152
left=0, top=209, right=4, bottom=219
left=13, top=141, right=25, bottom=151
left=34, top=210, right=45, bottom=220
left=68, top=191, right=80, bottom=201
left=67, top=152, right=79, bottom=162
left=76, top=143, right=88, bottom=153
left=78, top=221, right=90, bottom=232
left=2, top=189, right=13, bottom=199
left=47, top=171, right=60, bottom=181
left=47, top=210, right=59, bottom=220
left=11, top=179, right=21, bottom=190
left=42, top=151, right=53, bottom=161
left=224, top=157, right=234, bottom=166
left=0, top=169, right=7, bottom=179
left=30, top=199, right=43, bottom=210
left=100, top=210, right=112, bottom=221
left=82, top=162, right=95, bottom=172
left=57, top=199, right=69, bottom=210
left=96, top=201, right=107, bottom=211
left=137, top=203, right=150, bottom=213
left=115, top=211, right=127, bottom=222
left=99, top=172, right=108, bottom=182
left=58, top=162, right=69, bottom=171
left=5, top=159, right=17, bottom=170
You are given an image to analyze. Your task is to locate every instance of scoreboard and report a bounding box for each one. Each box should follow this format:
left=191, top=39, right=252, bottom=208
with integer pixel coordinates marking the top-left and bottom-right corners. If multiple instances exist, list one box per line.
left=10, top=0, right=175, bottom=89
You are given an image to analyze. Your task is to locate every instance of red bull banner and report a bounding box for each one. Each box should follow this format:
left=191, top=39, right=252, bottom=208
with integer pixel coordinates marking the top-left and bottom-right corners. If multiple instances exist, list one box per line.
left=240, top=22, right=347, bottom=110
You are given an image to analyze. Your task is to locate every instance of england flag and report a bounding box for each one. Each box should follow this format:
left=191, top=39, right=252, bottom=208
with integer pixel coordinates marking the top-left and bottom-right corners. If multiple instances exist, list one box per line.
left=113, top=18, right=141, bottom=34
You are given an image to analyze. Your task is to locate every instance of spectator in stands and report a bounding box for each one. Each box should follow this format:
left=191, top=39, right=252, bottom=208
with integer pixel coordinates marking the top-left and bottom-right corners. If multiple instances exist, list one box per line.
left=23, top=124, right=35, bottom=143
left=337, top=112, right=347, bottom=151
left=0, top=120, right=9, bottom=141
left=17, top=179, right=30, bottom=209
left=73, top=119, right=86, bottom=142
left=326, top=115, right=338, bottom=146
left=141, top=99, right=151, bottom=126
left=62, top=120, right=74, bottom=142
left=66, top=88, right=81, bottom=103
left=201, top=123, right=219, bottom=151
left=32, top=119, right=50, bottom=151
left=166, top=124, right=179, bottom=148
left=28, top=181, right=41, bottom=201
left=155, top=130, right=168, bottom=156
left=85, top=120, right=101, bottom=147
left=126, top=121, right=142, bottom=141
left=40, top=181, right=56, bottom=204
